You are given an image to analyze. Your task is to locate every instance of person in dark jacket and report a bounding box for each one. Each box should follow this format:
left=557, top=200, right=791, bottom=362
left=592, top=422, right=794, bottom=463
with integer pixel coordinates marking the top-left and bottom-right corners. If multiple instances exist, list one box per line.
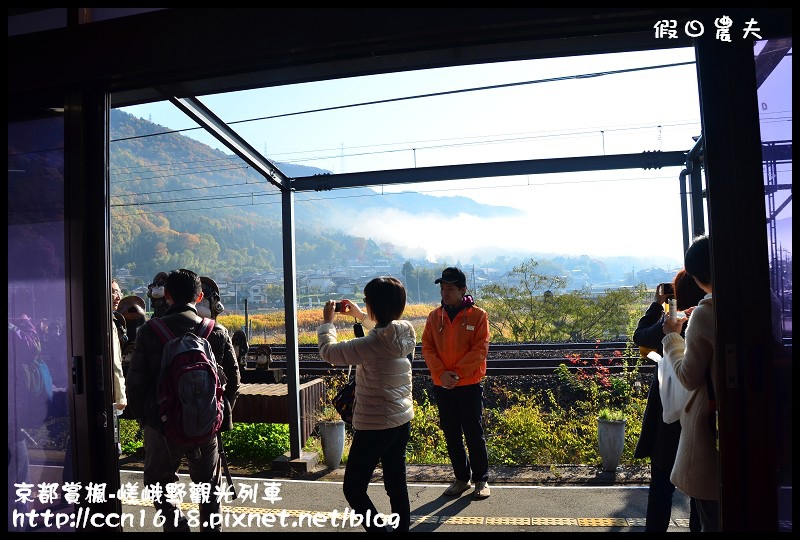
left=126, top=268, right=240, bottom=532
left=633, top=269, right=704, bottom=532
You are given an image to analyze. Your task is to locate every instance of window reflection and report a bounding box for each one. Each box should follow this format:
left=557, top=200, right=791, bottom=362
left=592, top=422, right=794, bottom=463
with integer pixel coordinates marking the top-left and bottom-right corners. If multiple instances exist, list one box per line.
left=8, top=113, right=72, bottom=531
left=755, top=37, right=792, bottom=533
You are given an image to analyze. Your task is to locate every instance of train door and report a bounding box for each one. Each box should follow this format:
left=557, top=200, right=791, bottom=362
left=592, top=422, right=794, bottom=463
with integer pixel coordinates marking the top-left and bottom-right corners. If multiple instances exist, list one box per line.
left=8, top=89, right=121, bottom=531
left=696, top=33, right=792, bottom=531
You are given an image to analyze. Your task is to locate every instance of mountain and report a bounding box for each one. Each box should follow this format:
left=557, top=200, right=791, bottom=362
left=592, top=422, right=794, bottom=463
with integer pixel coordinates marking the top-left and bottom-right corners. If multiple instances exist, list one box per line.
left=109, top=109, right=686, bottom=289
left=110, top=110, right=526, bottom=277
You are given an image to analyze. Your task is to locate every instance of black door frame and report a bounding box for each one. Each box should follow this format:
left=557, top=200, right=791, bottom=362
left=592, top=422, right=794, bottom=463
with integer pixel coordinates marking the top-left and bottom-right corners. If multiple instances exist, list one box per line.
left=8, top=8, right=791, bottom=532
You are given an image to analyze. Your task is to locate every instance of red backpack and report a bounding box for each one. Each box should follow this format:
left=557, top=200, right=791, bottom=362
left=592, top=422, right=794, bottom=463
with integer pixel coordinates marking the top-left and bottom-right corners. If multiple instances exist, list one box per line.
left=150, top=317, right=225, bottom=445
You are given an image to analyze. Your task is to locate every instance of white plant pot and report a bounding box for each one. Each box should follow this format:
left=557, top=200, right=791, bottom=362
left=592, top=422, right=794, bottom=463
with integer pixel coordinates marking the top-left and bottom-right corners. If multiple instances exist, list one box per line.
left=319, top=420, right=346, bottom=470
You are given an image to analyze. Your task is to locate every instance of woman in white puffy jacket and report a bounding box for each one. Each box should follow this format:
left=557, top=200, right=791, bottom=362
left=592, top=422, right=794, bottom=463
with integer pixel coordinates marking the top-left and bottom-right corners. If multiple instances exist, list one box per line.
left=317, top=277, right=416, bottom=533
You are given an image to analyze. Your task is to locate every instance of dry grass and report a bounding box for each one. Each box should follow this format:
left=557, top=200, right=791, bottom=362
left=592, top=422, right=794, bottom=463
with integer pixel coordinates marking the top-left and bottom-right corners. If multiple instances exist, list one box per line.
left=219, top=303, right=436, bottom=345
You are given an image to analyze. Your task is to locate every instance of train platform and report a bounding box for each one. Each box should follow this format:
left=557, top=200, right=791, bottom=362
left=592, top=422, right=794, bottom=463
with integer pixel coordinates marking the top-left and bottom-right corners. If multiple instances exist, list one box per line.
left=116, top=463, right=696, bottom=533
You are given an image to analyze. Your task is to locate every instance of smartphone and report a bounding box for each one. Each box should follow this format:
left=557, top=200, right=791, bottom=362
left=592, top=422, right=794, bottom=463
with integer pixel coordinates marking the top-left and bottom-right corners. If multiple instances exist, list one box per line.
left=334, top=301, right=344, bottom=312
left=659, top=283, right=675, bottom=297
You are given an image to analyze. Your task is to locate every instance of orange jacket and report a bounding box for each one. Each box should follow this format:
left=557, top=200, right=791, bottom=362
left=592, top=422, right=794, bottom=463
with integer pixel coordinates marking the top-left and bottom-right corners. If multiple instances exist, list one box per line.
left=421, top=304, right=490, bottom=386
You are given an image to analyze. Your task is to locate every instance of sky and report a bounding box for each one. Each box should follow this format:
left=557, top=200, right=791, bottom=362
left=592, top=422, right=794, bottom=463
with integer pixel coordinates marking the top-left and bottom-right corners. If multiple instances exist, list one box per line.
left=119, top=44, right=791, bottom=267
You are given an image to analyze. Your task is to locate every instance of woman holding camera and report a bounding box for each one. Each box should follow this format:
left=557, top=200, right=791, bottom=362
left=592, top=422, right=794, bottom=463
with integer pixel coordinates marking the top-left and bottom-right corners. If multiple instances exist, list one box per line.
left=317, top=277, right=416, bottom=533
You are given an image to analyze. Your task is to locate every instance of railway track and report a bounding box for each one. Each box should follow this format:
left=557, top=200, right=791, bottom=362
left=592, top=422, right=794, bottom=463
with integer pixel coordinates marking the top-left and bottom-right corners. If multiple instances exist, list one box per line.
left=241, top=341, right=651, bottom=382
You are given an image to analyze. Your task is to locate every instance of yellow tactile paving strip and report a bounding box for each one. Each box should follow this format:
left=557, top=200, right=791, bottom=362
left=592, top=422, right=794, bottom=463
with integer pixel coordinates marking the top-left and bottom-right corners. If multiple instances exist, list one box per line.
left=122, top=500, right=688, bottom=529
left=577, top=517, right=629, bottom=527
left=440, top=516, right=484, bottom=525
left=486, top=517, right=532, bottom=525
left=411, top=514, right=439, bottom=523
left=531, top=517, right=578, bottom=526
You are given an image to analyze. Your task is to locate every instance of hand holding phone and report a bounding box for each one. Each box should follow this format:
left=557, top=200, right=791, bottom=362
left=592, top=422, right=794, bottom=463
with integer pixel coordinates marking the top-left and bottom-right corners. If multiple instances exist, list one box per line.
left=659, top=282, right=675, bottom=297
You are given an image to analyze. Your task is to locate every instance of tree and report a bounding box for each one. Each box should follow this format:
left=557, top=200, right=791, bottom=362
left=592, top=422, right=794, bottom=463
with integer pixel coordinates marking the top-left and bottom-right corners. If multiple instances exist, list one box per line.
left=480, top=259, right=568, bottom=342
left=555, top=285, right=647, bottom=341
left=480, top=258, right=647, bottom=342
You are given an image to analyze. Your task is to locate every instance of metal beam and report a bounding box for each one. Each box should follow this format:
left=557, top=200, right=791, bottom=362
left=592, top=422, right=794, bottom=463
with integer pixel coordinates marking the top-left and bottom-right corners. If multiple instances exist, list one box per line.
left=167, top=95, right=289, bottom=192
left=755, top=38, right=792, bottom=90
left=290, top=151, right=687, bottom=192
left=761, top=141, right=792, bottom=163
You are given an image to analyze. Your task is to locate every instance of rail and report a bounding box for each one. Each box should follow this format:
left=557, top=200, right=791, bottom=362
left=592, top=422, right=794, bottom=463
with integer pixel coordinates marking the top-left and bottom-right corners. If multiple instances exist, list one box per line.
left=253, top=341, right=632, bottom=356
left=240, top=337, right=791, bottom=382
left=240, top=341, right=650, bottom=381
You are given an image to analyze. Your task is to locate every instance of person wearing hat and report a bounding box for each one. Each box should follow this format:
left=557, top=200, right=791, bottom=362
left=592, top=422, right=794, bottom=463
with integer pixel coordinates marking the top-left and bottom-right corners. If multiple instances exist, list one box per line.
left=118, top=295, right=146, bottom=331
left=198, top=276, right=226, bottom=320
left=199, top=276, right=241, bottom=378
left=147, top=271, right=170, bottom=318
left=421, top=267, right=491, bottom=499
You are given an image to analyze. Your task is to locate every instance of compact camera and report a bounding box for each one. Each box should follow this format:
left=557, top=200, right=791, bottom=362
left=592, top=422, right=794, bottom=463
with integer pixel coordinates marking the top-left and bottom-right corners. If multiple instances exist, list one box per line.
left=658, top=282, right=675, bottom=298
left=334, top=301, right=344, bottom=312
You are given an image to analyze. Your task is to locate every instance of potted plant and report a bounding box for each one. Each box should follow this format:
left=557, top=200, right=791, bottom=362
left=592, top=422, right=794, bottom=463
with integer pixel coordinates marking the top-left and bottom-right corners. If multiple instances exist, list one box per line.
left=317, top=373, right=349, bottom=469
left=598, top=407, right=626, bottom=422
left=558, top=350, right=638, bottom=472
left=597, top=407, right=626, bottom=472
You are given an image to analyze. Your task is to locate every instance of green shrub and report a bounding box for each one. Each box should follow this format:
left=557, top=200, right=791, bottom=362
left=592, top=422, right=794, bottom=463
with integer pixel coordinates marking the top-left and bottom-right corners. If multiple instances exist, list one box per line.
left=119, top=418, right=144, bottom=455
left=485, top=387, right=601, bottom=466
left=407, top=391, right=449, bottom=464
left=222, top=423, right=290, bottom=462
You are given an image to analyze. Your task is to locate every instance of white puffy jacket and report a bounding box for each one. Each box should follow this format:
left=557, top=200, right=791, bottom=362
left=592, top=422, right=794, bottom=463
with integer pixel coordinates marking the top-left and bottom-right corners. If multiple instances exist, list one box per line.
left=317, top=319, right=415, bottom=430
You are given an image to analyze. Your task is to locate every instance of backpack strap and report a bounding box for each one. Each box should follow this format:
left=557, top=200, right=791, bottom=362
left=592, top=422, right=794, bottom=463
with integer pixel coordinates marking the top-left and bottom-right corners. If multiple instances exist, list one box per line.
left=148, top=317, right=175, bottom=344
left=149, top=317, right=215, bottom=343
left=197, top=317, right=215, bottom=339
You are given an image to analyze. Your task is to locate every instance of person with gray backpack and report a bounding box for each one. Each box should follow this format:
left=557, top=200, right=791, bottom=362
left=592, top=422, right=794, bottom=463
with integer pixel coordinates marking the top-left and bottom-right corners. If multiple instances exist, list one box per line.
left=126, top=269, right=240, bottom=532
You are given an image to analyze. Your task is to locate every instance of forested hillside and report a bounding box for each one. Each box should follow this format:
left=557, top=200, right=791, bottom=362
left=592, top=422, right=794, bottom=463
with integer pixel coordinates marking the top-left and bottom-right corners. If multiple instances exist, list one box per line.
left=109, top=109, right=527, bottom=286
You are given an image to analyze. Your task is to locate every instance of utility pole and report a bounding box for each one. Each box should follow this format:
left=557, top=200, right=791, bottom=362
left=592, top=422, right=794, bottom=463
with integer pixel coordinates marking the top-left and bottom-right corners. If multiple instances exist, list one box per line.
left=472, top=264, right=476, bottom=292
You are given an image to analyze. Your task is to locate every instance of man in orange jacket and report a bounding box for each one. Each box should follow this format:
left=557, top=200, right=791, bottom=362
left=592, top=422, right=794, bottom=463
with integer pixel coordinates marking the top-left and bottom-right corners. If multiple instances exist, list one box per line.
left=422, top=267, right=491, bottom=499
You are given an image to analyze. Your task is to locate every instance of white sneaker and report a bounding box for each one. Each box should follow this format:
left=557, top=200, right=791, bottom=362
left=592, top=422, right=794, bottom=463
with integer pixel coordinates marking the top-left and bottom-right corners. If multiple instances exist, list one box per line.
left=473, top=481, right=490, bottom=499
left=443, top=479, right=472, bottom=497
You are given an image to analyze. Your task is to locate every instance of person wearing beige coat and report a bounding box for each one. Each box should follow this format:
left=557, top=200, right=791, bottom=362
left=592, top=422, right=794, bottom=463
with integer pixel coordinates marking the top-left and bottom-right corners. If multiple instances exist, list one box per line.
left=662, top=235, right=719, bottom=532
left=317, top=277, right=416, bottom=532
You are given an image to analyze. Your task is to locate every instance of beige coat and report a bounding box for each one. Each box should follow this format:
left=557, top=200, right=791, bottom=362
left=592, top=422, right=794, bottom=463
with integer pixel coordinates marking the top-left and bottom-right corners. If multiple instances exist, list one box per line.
left=317, top=319, right=415, bottom=431
left=111, top=315, right=128, bottom=407
left=662, top=294, right=719, bottom=501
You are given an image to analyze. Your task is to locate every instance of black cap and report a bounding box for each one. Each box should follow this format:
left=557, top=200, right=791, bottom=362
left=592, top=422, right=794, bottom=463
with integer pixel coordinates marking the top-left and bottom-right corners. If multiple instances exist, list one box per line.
left=435, top=267, right=467, bottom=287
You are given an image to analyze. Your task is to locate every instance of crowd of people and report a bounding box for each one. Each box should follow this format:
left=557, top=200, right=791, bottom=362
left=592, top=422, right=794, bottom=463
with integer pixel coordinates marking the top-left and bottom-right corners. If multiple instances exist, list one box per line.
left=9, top=235, right=738, bottom=532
